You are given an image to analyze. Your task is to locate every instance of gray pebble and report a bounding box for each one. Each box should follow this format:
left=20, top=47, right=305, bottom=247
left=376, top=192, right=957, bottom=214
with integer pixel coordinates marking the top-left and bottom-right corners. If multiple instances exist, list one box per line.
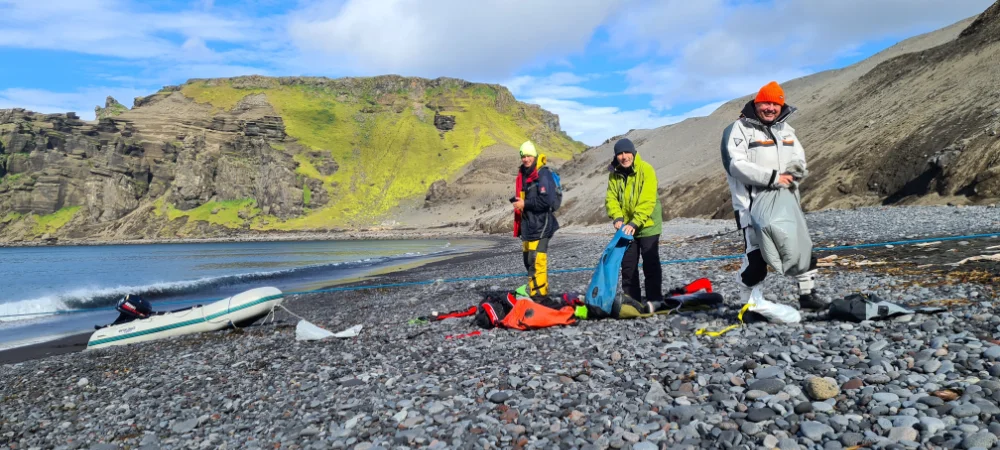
left=841, top=432, right=865, bottom=446
left=918, top=396, right=945, bottom=407
left=920, top=416, right=946, bottom=435
left=962, top=432, right=998, bottom=449
left=812, top=402, right=834, bottom=413
left=747, top=408, right=776, bottom=422
left=874, top=393, right=900, bottom=404
left=89, top=445, right=118, bottom=450
left=952, top=404, right=982, bottom=419
left=749, top=379, right=785, bottom=395
left=741, top=421, right=763, bottom=435
left=171, top=418, right=198, bottom=434
left=779, top=437, right=802, bottom=450
left=756, top=366, right=784, bottom=379
left=800, top=421, right=833, bottom=441
left=869, top=341, right=889, bottom=352
left=887, top=426, right=918, bottom=442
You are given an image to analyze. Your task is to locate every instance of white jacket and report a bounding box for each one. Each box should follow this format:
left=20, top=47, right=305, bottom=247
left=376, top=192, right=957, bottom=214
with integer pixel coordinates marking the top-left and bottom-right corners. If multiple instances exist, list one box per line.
left=721, top=101, right=807, bottom=229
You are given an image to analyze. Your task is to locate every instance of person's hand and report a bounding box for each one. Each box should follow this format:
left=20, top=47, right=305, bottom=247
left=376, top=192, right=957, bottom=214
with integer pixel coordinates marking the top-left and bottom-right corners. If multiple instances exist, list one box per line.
left=513, top=199, right=525, bottom=211
left=613, top=220, right=623, bottom=230
left=777, top=173, right=795, bottom=187
left=622, top=224, right=636, bottom=236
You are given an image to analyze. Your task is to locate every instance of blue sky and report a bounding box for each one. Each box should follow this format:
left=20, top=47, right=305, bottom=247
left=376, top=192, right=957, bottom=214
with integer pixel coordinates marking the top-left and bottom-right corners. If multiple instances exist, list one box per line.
left=0, top=0, right=993, bottom=146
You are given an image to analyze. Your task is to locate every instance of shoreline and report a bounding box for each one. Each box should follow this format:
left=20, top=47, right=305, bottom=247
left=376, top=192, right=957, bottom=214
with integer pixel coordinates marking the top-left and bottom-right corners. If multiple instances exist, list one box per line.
left=3, top=204, right=993, bottom=249
left=0, top=227, right=498, bottom=248
left=0, top=236, right=506, bottom=366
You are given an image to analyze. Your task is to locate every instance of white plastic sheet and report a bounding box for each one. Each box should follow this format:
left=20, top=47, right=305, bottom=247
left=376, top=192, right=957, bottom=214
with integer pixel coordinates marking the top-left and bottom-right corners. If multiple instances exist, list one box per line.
left=294, top=321, right=363, bottom=341
left=745, top=286, right=801, bottom=324
left=295, top=320, right=335, bottom=341
left=333, top=324, right=363, bottom=338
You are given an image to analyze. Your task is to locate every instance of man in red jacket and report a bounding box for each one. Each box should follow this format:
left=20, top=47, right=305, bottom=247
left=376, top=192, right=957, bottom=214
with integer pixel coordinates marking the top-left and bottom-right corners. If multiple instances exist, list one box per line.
left=512, top=140, right=560, bottom=299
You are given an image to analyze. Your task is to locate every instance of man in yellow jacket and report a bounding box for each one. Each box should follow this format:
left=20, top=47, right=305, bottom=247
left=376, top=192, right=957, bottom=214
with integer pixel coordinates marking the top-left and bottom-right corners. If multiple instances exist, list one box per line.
left=605, top=138, right=664, bottom=303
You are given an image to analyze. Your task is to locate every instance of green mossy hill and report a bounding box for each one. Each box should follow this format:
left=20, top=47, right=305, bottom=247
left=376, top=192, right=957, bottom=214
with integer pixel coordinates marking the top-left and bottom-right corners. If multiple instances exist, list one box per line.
left=178, top=75, right=586, bottom=229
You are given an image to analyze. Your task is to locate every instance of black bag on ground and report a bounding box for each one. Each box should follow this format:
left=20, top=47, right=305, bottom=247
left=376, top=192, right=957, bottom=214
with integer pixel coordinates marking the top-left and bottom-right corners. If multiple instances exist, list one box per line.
left=829, top=293, right=947, bottom=323
left=829, top=293, right=872, bottom=322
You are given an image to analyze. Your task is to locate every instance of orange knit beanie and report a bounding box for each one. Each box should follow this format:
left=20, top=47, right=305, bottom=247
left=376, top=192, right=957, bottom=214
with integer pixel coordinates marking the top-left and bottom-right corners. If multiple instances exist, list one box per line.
left=754, top=81, right=785, bottom=106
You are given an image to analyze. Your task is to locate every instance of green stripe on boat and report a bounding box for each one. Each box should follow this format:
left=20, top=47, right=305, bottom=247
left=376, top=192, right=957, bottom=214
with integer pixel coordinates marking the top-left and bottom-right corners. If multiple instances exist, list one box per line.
left=88, top=295, right=282, bottom=347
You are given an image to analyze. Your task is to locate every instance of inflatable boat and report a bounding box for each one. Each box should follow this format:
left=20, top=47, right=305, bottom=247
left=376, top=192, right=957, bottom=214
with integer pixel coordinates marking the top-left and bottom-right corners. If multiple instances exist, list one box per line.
left=87, top=287, right=284, bottom=350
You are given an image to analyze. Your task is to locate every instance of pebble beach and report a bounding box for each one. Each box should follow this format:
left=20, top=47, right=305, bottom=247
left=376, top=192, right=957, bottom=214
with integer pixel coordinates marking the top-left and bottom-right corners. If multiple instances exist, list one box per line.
left=2, top=205, right=1000, bottom=450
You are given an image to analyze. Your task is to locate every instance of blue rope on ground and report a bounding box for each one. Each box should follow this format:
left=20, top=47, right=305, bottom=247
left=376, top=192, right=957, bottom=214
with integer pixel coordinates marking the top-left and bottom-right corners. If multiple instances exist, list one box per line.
left=2, top=231, right=998, bottom=320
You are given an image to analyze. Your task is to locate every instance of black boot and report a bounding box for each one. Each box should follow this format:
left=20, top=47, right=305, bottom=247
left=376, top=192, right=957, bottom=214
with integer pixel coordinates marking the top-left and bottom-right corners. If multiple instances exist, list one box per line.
left=798, top=292, right=828, bottom=311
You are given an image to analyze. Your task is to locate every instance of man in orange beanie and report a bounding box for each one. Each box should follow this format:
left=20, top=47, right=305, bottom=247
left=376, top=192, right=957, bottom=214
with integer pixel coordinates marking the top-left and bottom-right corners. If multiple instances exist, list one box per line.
left=719, top=81, right=825, bottom=312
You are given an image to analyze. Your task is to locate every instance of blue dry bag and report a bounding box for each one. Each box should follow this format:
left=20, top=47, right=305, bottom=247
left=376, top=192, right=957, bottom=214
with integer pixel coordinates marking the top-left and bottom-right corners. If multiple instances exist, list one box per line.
left=584, top=228, right=633, bottom=316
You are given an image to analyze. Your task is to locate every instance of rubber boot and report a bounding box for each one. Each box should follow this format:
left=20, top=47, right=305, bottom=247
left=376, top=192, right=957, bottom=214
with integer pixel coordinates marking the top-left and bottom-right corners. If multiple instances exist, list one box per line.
left=738, top=284, right=768, bottom=324
left=796, top=269, right=827, bottom=311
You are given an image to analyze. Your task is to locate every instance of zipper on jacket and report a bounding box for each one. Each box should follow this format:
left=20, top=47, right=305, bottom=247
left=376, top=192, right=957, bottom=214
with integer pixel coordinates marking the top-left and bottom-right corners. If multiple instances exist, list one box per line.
left=765, top=126, right=782, bottom=174
left=618, top=170, right=639, bottom=225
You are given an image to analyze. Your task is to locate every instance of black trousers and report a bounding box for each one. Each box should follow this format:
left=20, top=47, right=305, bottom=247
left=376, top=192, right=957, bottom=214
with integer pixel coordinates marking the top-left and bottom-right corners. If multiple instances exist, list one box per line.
left=621, top=234, right=663, bottom=302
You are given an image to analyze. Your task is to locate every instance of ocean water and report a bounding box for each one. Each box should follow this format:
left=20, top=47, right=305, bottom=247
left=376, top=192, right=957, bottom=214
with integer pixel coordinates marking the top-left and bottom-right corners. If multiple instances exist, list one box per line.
left=0, top=238, right=484, bottom=350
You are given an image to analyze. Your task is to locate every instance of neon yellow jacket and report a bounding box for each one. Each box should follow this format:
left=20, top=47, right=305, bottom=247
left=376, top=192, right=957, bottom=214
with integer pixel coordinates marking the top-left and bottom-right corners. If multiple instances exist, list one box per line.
left=605, top=152, right=662, bottom=238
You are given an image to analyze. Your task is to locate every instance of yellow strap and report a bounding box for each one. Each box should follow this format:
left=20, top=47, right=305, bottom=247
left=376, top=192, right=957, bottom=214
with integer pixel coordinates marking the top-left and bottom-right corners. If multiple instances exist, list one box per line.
left=695, top=303, right=753, bottom=337
left=695, top=324, right=740, bottom=337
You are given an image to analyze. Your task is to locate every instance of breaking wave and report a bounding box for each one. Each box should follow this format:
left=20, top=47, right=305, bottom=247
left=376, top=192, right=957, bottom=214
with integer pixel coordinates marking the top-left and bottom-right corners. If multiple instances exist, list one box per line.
left=0, top=250, right=446, bottom=323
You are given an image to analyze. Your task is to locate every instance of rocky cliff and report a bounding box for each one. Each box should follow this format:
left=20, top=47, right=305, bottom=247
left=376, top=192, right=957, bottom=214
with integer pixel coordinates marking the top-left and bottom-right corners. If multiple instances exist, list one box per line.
left=0, top=76, right=585, bottom=243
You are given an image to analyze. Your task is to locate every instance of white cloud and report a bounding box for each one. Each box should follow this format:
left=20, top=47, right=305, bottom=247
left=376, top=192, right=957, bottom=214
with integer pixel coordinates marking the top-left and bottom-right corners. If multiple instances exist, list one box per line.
left=0, top=87, right=151, bottom=120
left=522, top=97, right=723, bottom=146
left=769, top=0, right=994, bottom=63
left=288, top=0, right=627, bottom=79
left=503, top=72, right=605, bottom=100
left=611, top=0, right=993, bottom=111
left=604, top=0, right=725, bottom=57
left=498, top=71, right=718, bottom=145
left=0, top=0, right=262, bottom=61
left=625, top=63, right=809, bottom=110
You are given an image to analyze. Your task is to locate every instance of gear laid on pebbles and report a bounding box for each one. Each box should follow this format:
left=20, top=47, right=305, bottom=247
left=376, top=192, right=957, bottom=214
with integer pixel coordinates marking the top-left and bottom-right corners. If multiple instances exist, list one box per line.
left=1, top=205, right=998, bottom=450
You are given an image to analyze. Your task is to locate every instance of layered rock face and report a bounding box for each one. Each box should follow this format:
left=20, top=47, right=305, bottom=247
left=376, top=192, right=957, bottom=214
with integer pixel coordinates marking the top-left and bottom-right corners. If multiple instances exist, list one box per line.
left=0, top=106, right=306, bottom=239
left=0, top=110, right=150, bottom=222
left=170, top=134, right=302, bottom=218
left=0, top=75, right=584, bottom=242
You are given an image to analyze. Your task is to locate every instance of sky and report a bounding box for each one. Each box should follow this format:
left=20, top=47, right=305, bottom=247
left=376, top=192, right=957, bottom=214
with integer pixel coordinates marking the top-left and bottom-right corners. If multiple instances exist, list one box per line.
left=0, top=0, right=993, bottom=146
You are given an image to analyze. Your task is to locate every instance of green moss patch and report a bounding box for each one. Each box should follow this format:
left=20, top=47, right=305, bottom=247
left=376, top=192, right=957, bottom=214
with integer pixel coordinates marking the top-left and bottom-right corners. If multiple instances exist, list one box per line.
left=165, top=198, right=259, bottom=229
left=32, top=206, right=81, bottom=235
